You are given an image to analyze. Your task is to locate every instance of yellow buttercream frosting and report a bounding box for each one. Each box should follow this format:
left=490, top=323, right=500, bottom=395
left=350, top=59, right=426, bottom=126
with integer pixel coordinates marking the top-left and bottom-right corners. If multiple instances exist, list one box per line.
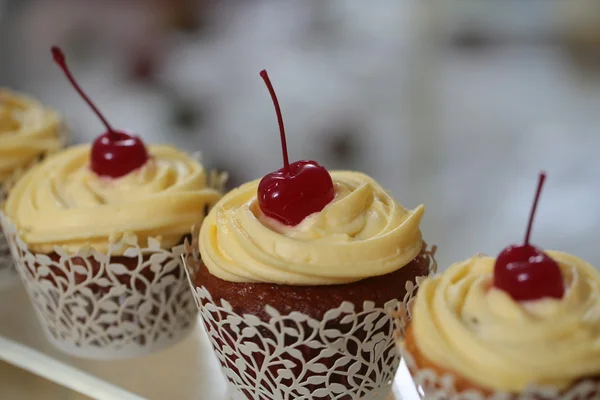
left=4, top=144, right=223, bottom=253
left=199, top=171, right=425, bottom=285
left=411, top=252, right=600, bottom=392
left=0, top=89, right=62, bottom=183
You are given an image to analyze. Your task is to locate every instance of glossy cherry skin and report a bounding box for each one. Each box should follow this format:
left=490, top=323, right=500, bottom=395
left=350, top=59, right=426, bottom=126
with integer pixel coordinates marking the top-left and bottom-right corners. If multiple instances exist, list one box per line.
left=494, top=244, right=565, bottom=301
left=258, top=160, right=335, bottom=226
left=90, top=130, right=149, bottom=178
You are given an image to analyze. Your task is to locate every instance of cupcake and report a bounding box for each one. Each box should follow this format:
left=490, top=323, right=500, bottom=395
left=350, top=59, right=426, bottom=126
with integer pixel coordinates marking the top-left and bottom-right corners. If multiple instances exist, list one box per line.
left=0, top=88, right=64, bottom=282
left=0, top=47, right=224, bottom=358
left=184, top=70, right=436, bottom=400
left=0, top=88, right=63, bottom=186
left=401, top=173, right=600, bottom=399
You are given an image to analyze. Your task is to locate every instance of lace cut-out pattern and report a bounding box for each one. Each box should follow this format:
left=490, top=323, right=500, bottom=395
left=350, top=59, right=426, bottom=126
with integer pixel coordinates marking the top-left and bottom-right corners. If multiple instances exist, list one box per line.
left=193, top=286, right=400, bottom=400
left=1, top=212, right=197, bottom=359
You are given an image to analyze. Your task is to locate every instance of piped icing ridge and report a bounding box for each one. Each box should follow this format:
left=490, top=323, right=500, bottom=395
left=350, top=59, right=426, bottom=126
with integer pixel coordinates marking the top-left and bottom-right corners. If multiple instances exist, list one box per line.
left=4, top=144, right=222, bottom=253
left=200, top=170, right=425, bottom=285
left=411, top=252, right=600, bottom=392
left=0, top=89, right=62, bottom=183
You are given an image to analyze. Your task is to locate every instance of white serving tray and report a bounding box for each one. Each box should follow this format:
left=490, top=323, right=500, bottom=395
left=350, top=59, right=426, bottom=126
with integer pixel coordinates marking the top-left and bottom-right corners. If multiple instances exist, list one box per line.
left=0, top=280, right=418, bottom=400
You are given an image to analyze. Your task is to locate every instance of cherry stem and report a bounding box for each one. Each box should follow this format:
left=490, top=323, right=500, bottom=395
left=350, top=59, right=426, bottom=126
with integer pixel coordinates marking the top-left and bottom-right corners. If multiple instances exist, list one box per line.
left=260, top=69, right=290, bottom=175
left=51, top=46, right=116, bottom=138
left=524, top=172, right=547, bottom=246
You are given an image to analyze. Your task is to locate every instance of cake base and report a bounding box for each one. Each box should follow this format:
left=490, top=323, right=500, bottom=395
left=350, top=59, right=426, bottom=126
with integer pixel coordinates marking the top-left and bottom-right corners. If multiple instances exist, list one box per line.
left=194, top=246, right=431, bottom=320
left=403, top=323, right=493, bottom=396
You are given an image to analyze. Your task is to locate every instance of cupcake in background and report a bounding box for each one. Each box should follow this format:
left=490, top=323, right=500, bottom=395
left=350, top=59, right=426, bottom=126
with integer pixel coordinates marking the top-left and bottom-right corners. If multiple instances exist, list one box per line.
left=0, top=47, right=224, bottom=358
left=184, top=70, right=436, bottom=400
left=0, top=89, right=65, bottom=283
left=401, top=173, right=600, bottom=399
left=0, top=89, right=63, bottom=186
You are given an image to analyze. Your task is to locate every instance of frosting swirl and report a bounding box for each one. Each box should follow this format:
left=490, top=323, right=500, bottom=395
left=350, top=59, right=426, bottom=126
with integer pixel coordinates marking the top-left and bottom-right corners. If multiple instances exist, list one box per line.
left=200, top=171, right=424, bottom=285
left=4, top=144, right=223, bottom=253
left=0, top=89, right=62, bottom=183
left=411, top=252, right=600, bottom=392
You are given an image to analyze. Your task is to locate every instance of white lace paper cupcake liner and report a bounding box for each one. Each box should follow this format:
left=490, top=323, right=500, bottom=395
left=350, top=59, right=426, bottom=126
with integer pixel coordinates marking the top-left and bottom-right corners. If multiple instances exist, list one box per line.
left=183, top=237, right=437, bottom=400
left=400, top=343, right=600, bottom=400
left=0, top=212, right=197, bottom=359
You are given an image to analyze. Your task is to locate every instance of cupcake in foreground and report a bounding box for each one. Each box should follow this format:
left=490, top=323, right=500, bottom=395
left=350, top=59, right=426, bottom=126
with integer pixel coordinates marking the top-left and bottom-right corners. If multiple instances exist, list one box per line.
left=184, top=70, right=436, bottom=400
left=0, top=47, right=224, bottom=359
left=0, top=88, right=64, bottom=281
left=402, top=173, right=600, bottom=399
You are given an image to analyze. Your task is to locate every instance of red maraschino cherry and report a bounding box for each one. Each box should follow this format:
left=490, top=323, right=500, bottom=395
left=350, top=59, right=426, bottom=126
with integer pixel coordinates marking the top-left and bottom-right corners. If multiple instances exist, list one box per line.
left=494, top=172, right=565, bottom=301
left=257, top=70, right=335, bottom=226
left=51, top=46, right=149, bottom=178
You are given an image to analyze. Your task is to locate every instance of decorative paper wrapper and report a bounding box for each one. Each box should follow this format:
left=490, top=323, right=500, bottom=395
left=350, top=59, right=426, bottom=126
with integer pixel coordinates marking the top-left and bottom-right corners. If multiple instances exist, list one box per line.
left=183, top=231, right=437, bottom=400
left=0, top=212, right=197, bottom=359
left=0, top=125, right=69, bottom=286
left=400, top=345, right=600, bottom=400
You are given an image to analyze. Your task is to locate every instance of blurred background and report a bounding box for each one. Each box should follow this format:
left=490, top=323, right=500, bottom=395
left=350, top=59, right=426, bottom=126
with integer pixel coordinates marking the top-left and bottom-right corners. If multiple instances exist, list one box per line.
left=1, top=0, right=599, bottom=270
